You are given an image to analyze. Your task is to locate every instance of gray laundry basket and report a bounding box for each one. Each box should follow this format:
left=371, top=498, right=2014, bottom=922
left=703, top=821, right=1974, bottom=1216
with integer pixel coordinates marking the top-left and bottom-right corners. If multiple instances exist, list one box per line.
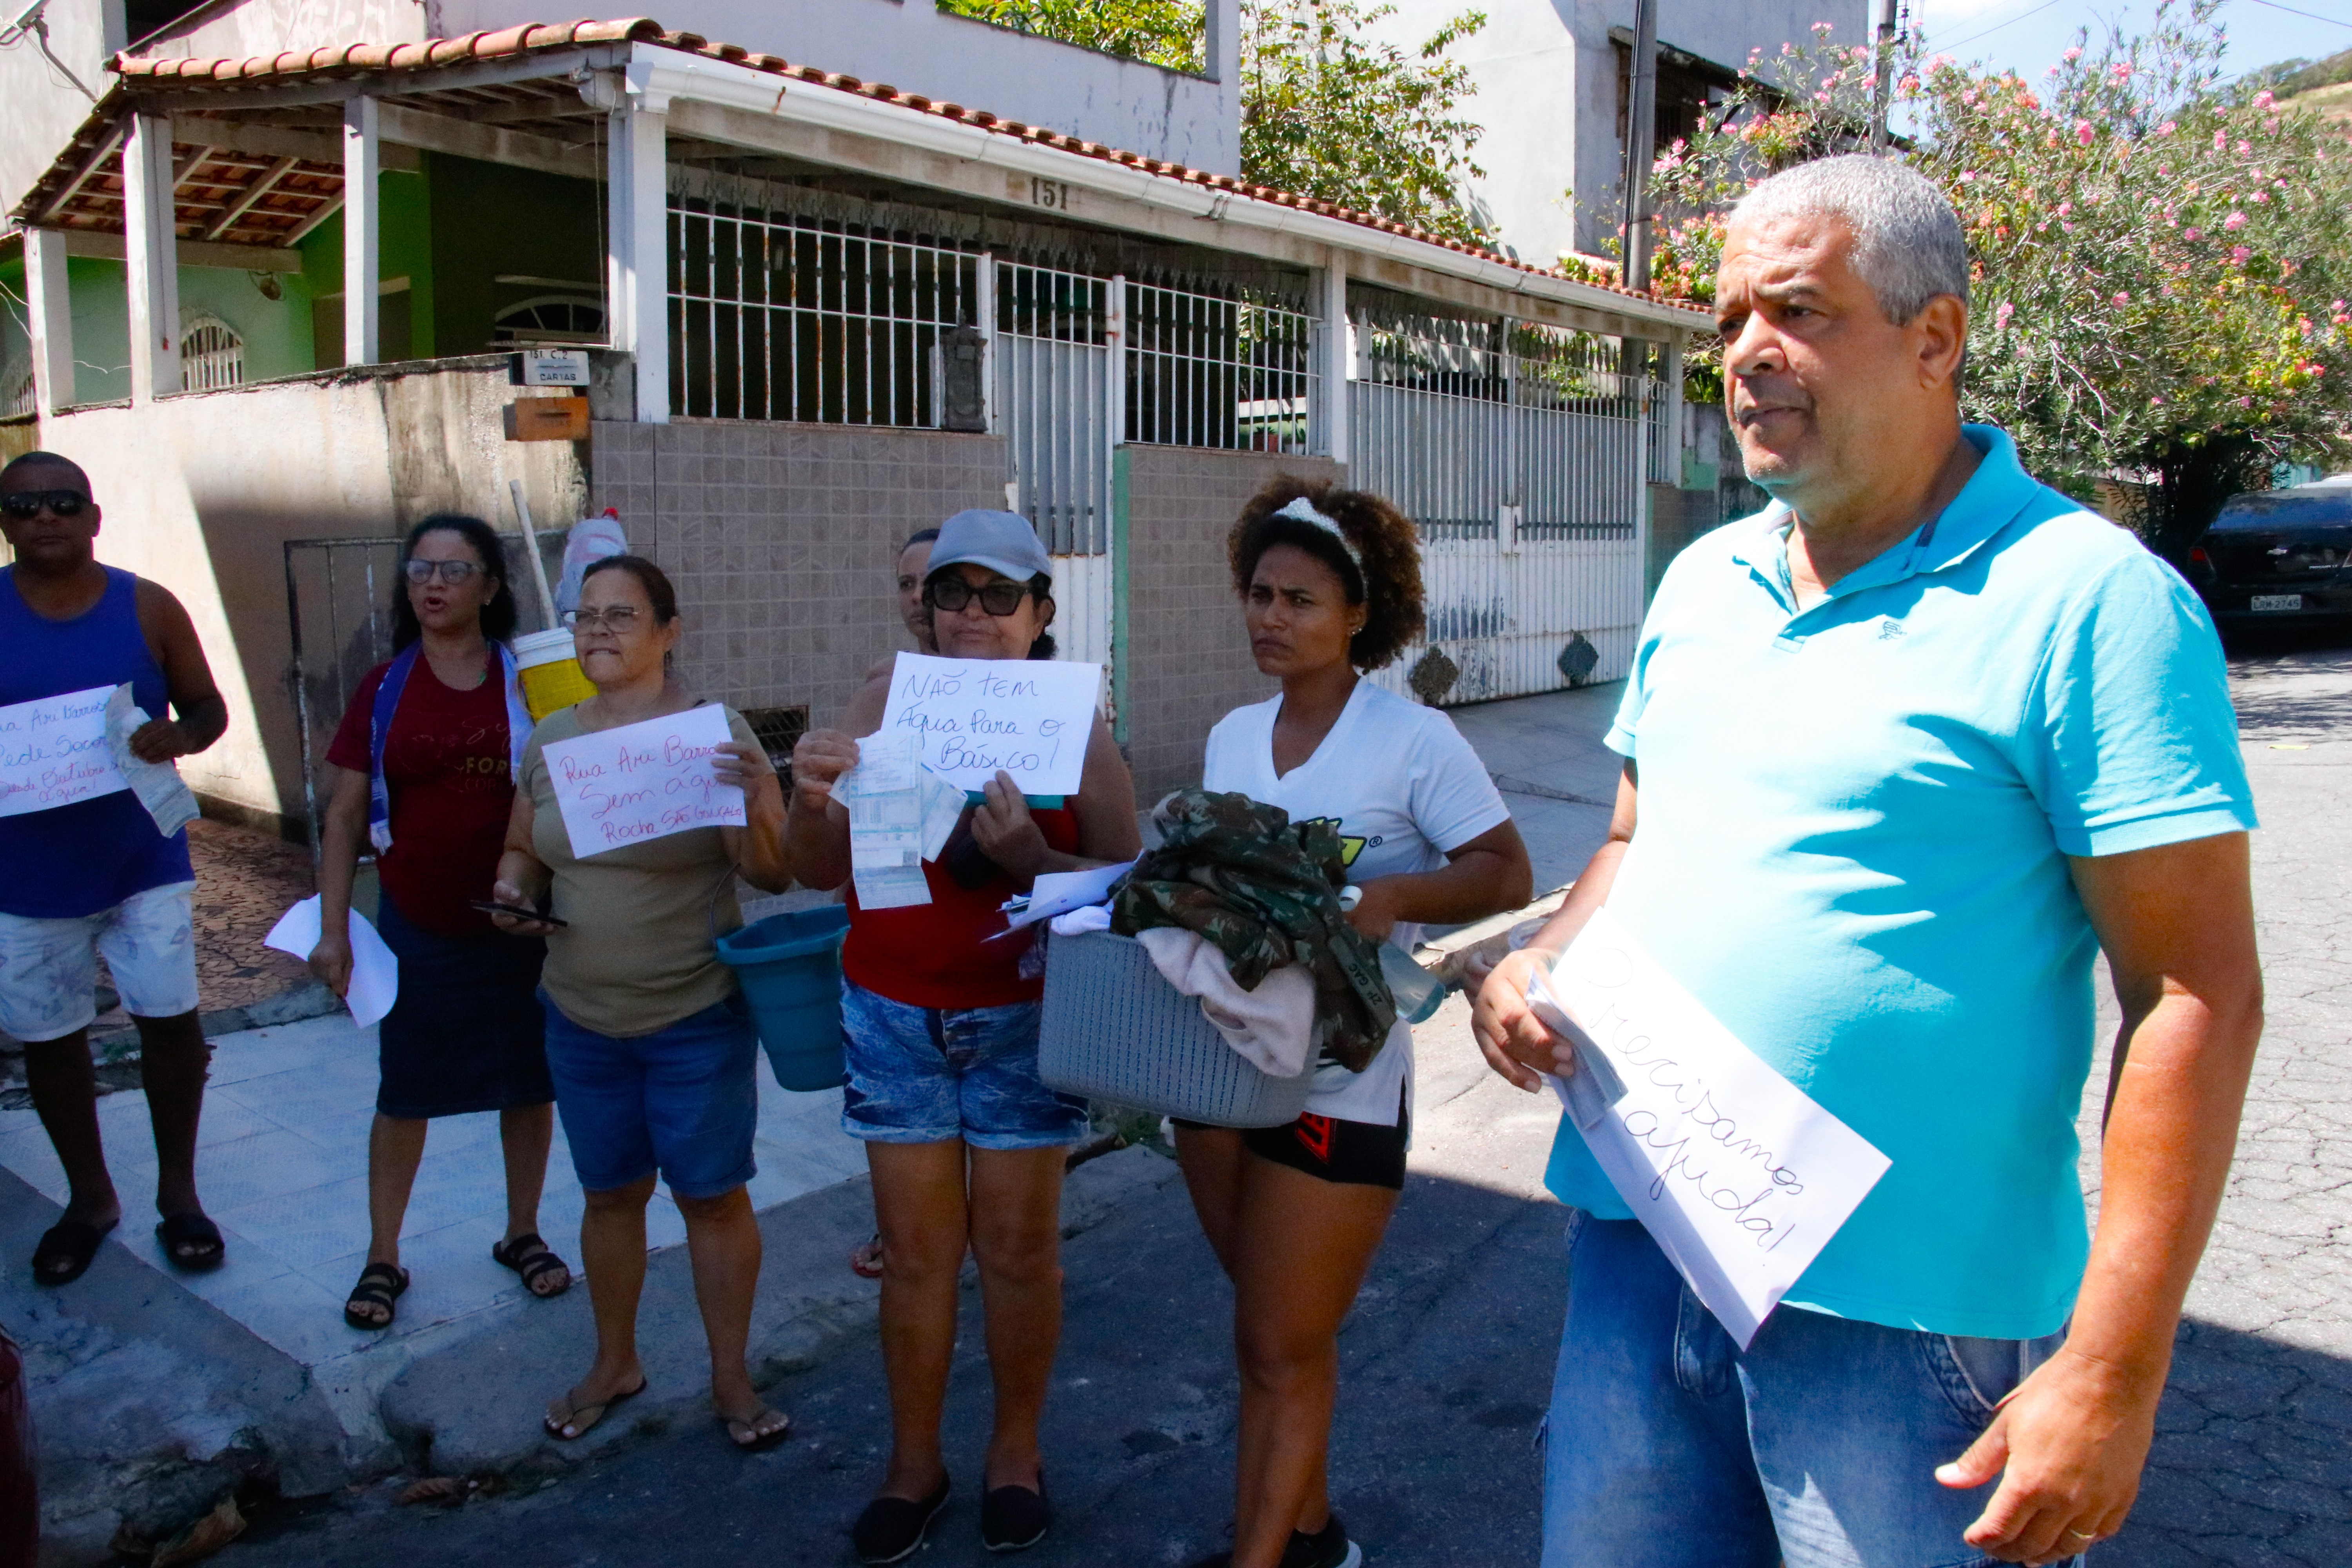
left=1039, top=931, right=1317, bottom=1128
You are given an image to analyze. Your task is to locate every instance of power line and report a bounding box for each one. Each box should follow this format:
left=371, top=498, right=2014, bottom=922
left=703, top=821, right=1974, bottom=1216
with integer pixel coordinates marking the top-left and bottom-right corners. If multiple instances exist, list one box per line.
left=1938, top=0, right=2067, bottom=53
left=2236, top=0, right=2352, bottom=29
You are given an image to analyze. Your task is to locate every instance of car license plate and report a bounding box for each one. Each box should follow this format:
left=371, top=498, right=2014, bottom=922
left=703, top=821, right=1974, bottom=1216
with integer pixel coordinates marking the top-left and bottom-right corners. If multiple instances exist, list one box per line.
left=2252, top=594, right=2304, bottom=612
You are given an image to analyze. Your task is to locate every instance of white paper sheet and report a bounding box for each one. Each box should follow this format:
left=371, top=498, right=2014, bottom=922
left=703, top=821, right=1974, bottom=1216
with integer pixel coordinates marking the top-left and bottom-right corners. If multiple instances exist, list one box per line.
left=853, top=864, right=934, bottom=909
left=264, top=895, right=399, bottom=1029
left=1529, top=906, right=1891, bottom=1348
left=540, top=704, right=745, bottom=858
left=876, top=652, right=1100, bottom=796
left=1000, top=859, right=1136, bottom=929
left=103, top=686, right=200, bottom=837
left=0, top=684, right=128, bottom=818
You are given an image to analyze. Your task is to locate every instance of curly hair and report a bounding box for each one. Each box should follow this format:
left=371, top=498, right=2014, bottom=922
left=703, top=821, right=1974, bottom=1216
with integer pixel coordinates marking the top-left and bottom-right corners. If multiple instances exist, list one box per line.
left=1227, top=476, right=1425, bottom=671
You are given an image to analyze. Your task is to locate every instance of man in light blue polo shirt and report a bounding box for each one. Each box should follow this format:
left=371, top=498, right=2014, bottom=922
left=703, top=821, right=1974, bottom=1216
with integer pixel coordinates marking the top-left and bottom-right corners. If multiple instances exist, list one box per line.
left=1474, top=155, right=2261, bottom=1568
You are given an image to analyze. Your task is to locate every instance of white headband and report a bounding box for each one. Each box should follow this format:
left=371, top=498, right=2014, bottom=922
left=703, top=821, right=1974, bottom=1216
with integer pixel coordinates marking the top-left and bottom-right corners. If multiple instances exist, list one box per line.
left=1274, top=495, right=1364, bottom=578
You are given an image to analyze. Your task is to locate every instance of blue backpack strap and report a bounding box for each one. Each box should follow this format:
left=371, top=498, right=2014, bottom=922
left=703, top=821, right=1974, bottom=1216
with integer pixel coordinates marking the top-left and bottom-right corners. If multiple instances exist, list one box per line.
left=365, top=645, right=421, bottom=854
left=494, top=641, right=534, bottom=776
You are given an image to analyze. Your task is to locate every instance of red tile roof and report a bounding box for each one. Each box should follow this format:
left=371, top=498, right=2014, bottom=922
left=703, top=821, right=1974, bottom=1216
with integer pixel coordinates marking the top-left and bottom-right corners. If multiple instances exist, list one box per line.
left=17, top=16, right=1699, bottom=318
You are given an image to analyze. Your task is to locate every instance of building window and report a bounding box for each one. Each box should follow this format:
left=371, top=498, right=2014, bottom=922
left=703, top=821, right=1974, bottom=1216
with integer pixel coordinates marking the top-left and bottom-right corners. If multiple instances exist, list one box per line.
left=493, top=296, right=606, bottom=347
left=181, top=316, right=245, bottom=392
left=3, top=362, right=33, bottom=418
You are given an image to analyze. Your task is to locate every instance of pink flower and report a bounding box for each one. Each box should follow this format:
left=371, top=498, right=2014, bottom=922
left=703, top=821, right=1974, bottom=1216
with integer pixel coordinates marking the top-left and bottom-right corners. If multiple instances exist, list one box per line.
left=2231, top=245, right=2252, bottom=265
left=1899, top=74, right=1921, bottom=94
left=2224, top=211, right=2248, bottom=230
left=2254, top=89, right=2276, bottom=109
left=2333, top=300, right=2347, bottom=311
left=2238, top=140, right=2252, bottom=155
left=2075, top=120, right=2095, bottom=146
left=2058, top=201, right=2074, bottom=216
left=2112, top=62, right=2134, bottom=80
left=2214, top=129, right=2228, bottom=151
left=2185, top=228, right=2201, bottom=240
left=2254, top=191, right=2269, bottom=203
left=1960, top=170, right=1977, bottom=183
left=1995, top=302, right=2015, bottom=328
left=2064, top=45, right=2083, bottom=62
left=2158, top=121, right=2177, bottom=136
left=2266, top=116, right=2281, bottom=134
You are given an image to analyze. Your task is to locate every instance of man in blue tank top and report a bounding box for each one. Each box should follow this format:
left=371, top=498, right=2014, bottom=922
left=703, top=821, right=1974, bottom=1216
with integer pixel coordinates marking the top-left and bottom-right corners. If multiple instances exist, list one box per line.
left=0, top=451, right=230, bottom=1286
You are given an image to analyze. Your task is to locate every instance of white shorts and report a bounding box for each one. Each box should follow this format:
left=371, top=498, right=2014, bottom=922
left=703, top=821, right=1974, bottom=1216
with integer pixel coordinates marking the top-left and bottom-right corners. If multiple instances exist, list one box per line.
left=0, top=882, right=200, bottom=1044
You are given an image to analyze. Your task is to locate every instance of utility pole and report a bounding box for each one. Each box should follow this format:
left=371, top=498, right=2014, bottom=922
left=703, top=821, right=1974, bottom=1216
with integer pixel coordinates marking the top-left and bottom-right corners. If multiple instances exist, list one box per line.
left=1620, top=0, right=1659, bottom=292
left=1870, top=0, right=1898, bottom=153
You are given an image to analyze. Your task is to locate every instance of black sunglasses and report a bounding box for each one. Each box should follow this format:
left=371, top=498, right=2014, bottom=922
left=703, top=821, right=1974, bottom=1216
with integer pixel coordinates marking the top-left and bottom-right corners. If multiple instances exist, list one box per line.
left=926, top=577, right=1034, bottom=617
left=1, top=489, right=88, bottom=520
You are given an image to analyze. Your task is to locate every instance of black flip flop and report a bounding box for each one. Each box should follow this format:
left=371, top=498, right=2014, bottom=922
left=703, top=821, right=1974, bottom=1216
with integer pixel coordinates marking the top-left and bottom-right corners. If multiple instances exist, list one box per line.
left=32, top=1217, right=117, bottom=1286
left=344, top=1261, right=410, bottom=1330
left=155, top=1212, right=225, bottom=1272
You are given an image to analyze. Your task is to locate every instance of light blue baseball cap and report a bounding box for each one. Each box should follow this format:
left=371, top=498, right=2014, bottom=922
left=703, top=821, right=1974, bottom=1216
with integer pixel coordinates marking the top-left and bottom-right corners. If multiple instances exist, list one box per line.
left=928, top=508, right=1053, bottom=584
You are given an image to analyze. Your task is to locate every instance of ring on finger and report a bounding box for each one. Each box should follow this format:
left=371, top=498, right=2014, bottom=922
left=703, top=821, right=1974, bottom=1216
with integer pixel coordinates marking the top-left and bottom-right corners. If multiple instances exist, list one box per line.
left=2064, top=1527, right=2098, bottom=1542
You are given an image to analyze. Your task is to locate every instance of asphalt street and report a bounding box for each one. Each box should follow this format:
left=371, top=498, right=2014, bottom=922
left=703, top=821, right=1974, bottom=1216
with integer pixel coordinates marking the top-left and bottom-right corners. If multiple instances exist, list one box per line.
left=216, top=641, right=2352, bottom=1568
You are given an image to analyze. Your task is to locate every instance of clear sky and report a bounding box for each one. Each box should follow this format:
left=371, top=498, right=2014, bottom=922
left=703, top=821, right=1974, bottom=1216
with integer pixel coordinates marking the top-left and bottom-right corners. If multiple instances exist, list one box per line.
left=1905, top=0, right=2352, bottom=83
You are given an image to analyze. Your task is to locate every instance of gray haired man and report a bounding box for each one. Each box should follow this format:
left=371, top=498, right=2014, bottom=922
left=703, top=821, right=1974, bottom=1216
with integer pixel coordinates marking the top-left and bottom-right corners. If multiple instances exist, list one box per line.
left=1475, top=156, right=2261, bottom=1566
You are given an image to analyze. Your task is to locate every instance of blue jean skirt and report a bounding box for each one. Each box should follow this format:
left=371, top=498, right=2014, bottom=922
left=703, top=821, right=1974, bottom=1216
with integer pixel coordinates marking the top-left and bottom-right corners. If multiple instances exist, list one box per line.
left=374, top=895, right=552, bottom=1119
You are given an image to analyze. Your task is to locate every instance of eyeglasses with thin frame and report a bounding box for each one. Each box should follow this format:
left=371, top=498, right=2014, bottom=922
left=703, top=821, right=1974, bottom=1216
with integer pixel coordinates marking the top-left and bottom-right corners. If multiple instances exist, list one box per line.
left=404, top=558, right=484, bottom=586
left=926, top=577, right=1033, bottom=617
left=564, top=605, right=644, bottom=632
left=1, top=490, right=88, bottom=520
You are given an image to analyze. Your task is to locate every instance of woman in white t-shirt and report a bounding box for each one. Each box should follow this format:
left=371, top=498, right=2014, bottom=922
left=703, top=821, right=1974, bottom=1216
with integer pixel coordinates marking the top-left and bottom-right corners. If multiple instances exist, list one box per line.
left=1178, top=481, right=1533, bottom=1568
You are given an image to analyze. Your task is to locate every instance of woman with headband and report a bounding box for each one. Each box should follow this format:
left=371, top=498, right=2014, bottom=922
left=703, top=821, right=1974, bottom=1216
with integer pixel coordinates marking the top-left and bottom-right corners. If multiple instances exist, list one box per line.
left=1177, top=480, right=1532, bottom=1568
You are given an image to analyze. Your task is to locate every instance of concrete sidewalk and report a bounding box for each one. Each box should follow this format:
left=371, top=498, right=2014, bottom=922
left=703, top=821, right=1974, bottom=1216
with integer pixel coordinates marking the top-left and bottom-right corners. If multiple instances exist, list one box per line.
left=3, top=682, right=1626, bottom=1560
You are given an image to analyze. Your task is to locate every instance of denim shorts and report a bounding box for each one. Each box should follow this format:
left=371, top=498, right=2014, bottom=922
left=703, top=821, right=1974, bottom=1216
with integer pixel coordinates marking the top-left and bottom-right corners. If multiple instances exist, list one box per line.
left=541, top=991, right=759, bottom=1199
left=0, top=881, right=199, bottom=1043
left=1541, top=1213, right=2080, bottom=1568
left=838, top=976, right=1088, bottom=1151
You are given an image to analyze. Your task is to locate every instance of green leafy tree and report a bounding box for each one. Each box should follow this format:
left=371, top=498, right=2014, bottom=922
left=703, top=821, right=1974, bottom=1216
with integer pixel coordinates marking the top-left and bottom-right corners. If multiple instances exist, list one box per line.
left=938, top=0, right=1493, bottom=243
left=1240, top=0, right=1491, bottom=243
left=1632, top=2, right=2352, bottom=556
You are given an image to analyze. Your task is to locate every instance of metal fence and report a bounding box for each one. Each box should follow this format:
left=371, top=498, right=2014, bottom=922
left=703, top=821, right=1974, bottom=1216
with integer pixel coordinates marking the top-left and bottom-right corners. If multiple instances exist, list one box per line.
left=668, top=187, right=980, bottom=425
left=1350, top=305, right=1655, bottom=704
left=1125, top=279, right=1318, bottom=454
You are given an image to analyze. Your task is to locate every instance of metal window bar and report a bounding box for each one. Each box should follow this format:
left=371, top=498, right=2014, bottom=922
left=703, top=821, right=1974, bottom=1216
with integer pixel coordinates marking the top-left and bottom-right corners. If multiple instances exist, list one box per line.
left=1125, top=279, right=1319, bottom=455
left=668, top=190, right=978, bottom=426
left=180, top=316, right=244, bottom=392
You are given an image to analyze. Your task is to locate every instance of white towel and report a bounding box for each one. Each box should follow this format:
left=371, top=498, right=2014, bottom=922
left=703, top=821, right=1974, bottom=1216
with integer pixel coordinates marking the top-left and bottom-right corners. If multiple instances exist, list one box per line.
left=1048, top=904, right=1114, bottom=937
left=1133, top=927, right=1316, bottom=1078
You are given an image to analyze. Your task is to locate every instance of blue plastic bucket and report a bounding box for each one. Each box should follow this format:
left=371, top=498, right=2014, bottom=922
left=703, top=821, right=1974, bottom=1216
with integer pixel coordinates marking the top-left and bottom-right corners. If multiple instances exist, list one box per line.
left=716, top=905, right=851, bottom=1091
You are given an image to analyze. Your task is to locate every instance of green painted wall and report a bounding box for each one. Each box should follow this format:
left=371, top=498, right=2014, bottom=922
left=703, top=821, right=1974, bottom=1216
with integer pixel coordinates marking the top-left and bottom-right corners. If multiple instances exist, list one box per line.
left=65, top=256, right=129, bottom=405
left=424, top=152, right=603, bottom=358
left=300, top=161, right=435, bottom=365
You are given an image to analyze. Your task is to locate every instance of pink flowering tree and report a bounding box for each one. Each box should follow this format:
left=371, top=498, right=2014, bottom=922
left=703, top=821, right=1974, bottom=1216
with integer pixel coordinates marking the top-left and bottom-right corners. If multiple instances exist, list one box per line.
left=1637, top=2, right=2352, bottom=556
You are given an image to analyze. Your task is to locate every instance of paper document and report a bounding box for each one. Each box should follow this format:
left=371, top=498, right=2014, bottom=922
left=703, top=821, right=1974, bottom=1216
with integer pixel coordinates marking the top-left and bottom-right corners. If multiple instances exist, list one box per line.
left=1001, top=860, right=1136, bottom=930
left=877, top=652, right=1100, bottom=796
left=1529, top=907, right=1891, bottom=1348
left=265, top=895, right=399, bottom=1029
left=541, top=705, right=745, bottom=857
left=0, top=685, right=128, bottom=818
left=103, top=686, right=200, bottom=837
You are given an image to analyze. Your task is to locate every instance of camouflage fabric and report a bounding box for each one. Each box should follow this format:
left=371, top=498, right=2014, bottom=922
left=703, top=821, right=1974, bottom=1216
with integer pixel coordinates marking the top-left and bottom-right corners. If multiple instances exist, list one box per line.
left=1111, top=789, right=1397, bottom=1072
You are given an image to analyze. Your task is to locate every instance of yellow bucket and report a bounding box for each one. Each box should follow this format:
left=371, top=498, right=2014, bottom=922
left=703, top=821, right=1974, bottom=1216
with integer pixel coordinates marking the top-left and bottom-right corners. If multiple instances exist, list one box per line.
left=512, top=628, right=597, bottom=720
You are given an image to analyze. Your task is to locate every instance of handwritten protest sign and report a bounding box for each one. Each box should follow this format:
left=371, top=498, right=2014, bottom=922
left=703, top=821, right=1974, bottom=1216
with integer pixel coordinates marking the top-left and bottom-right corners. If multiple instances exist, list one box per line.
left=541, top=704, right=744, bottom=857
left=1530, top=907, right=1890, bottom=1348
left=877, top=652, right=1100, bottom=796
left=0, top=685, right=129, bottom=819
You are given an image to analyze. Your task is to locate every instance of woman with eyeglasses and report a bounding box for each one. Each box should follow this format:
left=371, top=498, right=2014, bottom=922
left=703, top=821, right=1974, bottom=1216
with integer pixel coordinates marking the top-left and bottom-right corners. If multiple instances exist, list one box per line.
left=487, top=554, right=796, bottom=1452
left=314, top=514, right=568, bottom=1331
left=789, top=510, right=1139, bottom=1563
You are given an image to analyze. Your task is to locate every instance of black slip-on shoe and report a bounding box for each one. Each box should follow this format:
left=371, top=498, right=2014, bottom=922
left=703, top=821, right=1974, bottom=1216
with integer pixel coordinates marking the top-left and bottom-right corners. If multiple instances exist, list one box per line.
left=1284, top=1513, right=1363, bottom=1568
left=980, top=1474, right=1050, bottom=1552
left=853, top=1475, right=950, bottom=1565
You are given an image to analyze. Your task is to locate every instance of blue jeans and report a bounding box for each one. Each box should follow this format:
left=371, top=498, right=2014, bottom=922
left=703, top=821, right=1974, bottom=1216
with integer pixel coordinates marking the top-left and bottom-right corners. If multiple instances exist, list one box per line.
left=542, top=992, right=759, bottom=1200
left=1543, top=1214, right=2080, bottom=1568
left=838, top=977, right=1088, bottom=1151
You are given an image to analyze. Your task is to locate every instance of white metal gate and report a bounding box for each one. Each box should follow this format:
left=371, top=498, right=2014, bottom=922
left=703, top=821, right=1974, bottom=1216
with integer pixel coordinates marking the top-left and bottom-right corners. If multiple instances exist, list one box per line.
left=993, top=260, right=1119, bottom=683
left=1349, top=307, right=1653, bottom=705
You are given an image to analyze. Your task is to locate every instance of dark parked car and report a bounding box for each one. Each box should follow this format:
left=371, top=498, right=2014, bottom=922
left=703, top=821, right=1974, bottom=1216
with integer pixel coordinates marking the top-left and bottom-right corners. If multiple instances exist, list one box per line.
left=2187, top=479, right=2352, bottom=627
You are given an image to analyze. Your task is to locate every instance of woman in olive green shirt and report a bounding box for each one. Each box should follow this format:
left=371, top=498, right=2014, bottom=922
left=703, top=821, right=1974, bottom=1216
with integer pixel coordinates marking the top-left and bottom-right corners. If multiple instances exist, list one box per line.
left=490, top=555, right=794, bottom=1451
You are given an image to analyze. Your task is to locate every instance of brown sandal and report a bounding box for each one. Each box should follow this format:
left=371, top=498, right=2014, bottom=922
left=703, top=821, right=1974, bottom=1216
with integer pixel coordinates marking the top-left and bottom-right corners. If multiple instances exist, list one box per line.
left=544, top=1377, right=646, bottom=1441
left=492, top=1232, right=572, bottom=1298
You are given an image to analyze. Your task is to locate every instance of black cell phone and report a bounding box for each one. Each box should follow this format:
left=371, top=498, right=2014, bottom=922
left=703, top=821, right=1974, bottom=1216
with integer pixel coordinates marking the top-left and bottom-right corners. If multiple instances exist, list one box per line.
left=469, top=900, right=568, bottom=928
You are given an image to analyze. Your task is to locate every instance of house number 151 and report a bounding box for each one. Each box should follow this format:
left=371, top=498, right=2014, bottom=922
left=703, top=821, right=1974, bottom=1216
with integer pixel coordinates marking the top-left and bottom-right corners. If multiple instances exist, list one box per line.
left=1029, top=177, right=1071, bottom=211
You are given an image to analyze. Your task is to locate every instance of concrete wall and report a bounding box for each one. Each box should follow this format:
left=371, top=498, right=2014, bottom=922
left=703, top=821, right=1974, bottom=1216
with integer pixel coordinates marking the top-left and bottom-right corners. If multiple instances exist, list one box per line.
left=132, top=0, right=427, bottom=57
left=450, top=0, right=1243, bottom=174
left=1372, top=0, right=1866, bottom=263
left=586, top=418, right=1011, bottom=730
left=0, top=0, right=120, bottom=219
left=33, top=357, right=585, bottom=827
left=1121, top=445, right=1344, bottom=805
